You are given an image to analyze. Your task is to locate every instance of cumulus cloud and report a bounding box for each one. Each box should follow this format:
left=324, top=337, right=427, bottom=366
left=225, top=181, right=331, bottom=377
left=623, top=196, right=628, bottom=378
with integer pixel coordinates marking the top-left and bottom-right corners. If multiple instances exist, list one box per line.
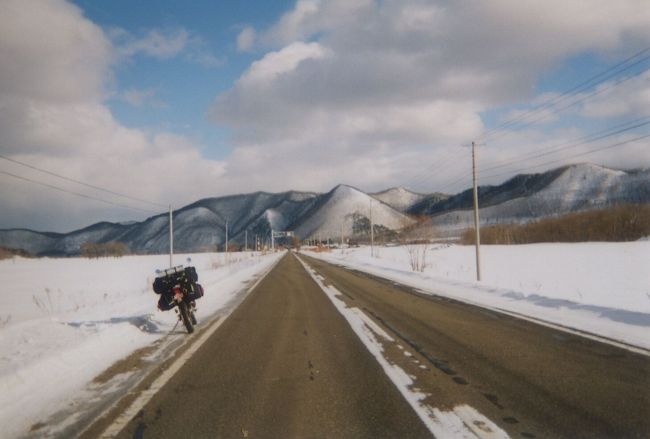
left=240, top=41, right=331, bottom=85
left=116, top=28, right=190, bottom=59
left=110, top=26, right=222, bottom=67
left=236, top=26, right=256, bottom=52
left=581, top=70, right=650, bottom=119
left=0, top=0, right=225, bottom=231
left=210, top=0, right=650, bottom=195
left=2, top=0, right=650, bottom=232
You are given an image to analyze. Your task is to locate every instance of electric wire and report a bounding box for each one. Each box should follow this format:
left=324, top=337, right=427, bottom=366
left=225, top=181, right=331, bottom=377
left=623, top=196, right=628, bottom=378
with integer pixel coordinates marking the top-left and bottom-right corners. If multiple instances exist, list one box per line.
left=483, top=65, right=650, bottom=145
left=481, top=116, right=650, bottom=174
left=479, top=132, right=650, bottom=181
left=437, top=125, right=650, bottom=194
left=0, top=170, right=159, bottom=214
left=0, top=154, right=167, bottom=208
left=399, top=146, right=468, bottom=193
left=479, top=47, right=650, bottom=141
left=411, top=49, right=650, bottom=195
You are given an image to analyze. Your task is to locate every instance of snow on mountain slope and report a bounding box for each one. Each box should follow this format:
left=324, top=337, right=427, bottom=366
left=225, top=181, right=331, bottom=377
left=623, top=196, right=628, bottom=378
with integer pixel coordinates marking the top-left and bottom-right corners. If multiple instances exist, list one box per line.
left=292, top=185, right=413, bottom=239
left=427, top=164, right=650, bottom=234
left=372, top=187, right=427, bottom=212
left=170, top=207, right=223, bottom=252
left=538, top=163, right=626, bottom=206
left=0, top=229, right=61, bottom=255
left=186, top=191, right=319, bottom=241
left=264, top=208, right=287, bottom=231
left=1, top=163, right=647, bottom=254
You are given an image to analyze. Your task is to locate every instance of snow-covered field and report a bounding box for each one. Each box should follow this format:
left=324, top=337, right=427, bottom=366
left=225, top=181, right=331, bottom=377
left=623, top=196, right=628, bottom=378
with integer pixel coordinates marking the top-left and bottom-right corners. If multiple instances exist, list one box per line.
left=304, top=242, right=650, bottom=351
left=0, top=251, right=282, bottom=438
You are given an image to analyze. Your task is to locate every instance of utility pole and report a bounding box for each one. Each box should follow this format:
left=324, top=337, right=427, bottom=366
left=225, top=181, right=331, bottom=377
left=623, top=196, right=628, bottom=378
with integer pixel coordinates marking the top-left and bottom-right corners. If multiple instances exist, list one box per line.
left=341, top=223, right=344, bottom=249
left=472, top=141, right=482, bottom=281
left=224, top=220, right=230, bottom=265
left=245, top=230, right=248, bottom=252
left=271, top=230, right=275, bottom=251
left=169, top=205, right=174, bottom=267
left=370, top=199, right=374, bottom=257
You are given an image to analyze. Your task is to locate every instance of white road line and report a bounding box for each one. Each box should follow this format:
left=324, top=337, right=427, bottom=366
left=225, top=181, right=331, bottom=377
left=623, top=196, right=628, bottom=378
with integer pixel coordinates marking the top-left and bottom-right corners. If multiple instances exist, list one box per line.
left=99, top=253, right=283, bottom=438
left=296, top=255, right=508, bottom=439
left=306, top=255, right=650, bottom=358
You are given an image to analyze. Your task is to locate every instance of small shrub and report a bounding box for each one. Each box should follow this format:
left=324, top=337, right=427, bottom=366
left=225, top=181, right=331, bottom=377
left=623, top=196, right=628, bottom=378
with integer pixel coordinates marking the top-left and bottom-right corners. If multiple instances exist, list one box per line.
left=80, top=242, right=130, bottom=258
left=0, top=246, right=32, bottom=260
left=405, top=243, right=427, bottom=272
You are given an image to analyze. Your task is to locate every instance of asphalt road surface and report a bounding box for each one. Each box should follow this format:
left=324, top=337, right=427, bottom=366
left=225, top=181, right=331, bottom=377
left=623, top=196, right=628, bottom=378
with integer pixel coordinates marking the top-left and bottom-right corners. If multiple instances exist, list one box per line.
left=111, top=252, right=650, bottom=438
left=301, top=253, right=650, bottom=439
left=113, top=252, right=431, bottom=439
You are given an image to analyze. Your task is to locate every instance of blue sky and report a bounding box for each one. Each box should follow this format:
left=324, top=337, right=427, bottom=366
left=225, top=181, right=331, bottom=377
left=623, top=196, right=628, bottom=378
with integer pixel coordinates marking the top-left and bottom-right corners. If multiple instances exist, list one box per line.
left=1, top=0, right=649, bottom=231
left=74, top=0, right=295, bottom=160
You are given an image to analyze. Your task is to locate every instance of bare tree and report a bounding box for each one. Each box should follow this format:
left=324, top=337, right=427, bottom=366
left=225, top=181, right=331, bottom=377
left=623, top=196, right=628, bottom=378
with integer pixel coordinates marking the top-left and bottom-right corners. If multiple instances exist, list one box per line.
left=399, top=216, right=432, bottom=272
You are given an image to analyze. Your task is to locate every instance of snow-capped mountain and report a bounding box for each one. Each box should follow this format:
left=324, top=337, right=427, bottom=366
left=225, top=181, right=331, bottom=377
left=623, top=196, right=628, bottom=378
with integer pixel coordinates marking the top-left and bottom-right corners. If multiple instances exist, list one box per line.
left=410, top=163, right=650, bottom=233
left=0, top=186, right=411, bottom=256
left=371, top=187, right=431, bottom=212
left=292, top=185, right=413, bottom=239
left=1, top=163, right=648, bottom=255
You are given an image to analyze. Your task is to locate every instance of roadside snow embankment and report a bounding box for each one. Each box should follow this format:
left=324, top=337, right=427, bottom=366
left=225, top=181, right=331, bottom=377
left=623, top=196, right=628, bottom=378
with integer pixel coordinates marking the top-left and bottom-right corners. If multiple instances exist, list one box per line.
left=304, top=242, right=650, bottom=351
left=0, top=251, right=282, bottom=439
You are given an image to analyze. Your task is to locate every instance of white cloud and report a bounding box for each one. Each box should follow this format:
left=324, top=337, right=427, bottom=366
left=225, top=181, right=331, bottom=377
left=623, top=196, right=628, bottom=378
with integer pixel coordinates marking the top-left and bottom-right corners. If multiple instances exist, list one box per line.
left=209, top=0, right=650, bottom=195
left=581, top=70, right=650, bottom=119
left=2, top=0, right=650, bottom=232
left=240, top=42, right=330, bottom=85
left=0, top=0, right=225, bottom=231
left=186, top=51, right=224, bottom=68
left=262, top=0, right=373, bottom=45
left=119, top=88, right=166, bottom=108
left=0, top=0, right=111, bottom=103
left=110, top=26, right=222, bottom=68
left=236, top=26, right=256, bottom=52
left=116, top=28, right=190, bottom=59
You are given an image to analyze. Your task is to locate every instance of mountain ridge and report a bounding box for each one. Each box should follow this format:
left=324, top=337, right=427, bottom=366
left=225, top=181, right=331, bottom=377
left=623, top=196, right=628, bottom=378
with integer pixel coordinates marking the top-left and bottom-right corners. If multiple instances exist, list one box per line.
left=1, top=163, right=648, bottom=255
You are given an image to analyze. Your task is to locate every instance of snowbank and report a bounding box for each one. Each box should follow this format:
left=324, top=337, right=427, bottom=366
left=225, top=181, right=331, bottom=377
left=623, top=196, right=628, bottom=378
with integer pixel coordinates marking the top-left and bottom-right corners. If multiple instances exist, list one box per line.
left=304, top=242, right=650, bottom=351
left=0, top=251, right=282, bottom=438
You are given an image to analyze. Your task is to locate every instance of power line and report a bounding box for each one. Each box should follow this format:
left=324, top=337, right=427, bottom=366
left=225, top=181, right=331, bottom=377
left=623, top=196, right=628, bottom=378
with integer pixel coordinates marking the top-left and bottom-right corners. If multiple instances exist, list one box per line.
left=0, top=154, right=167, bottom=208
left=424, top=51, right=650, bottom=194
left=402, top=72, right=650, bottom=198
left=480, top=132, right=650, bottom=181
left=399, top=146, right=468, bottom=193
left=418, top=123, right=649, bottom=195
left=481, top=116, right=650, bottom=174
left=479, top=47, right=650, bottom=141
left=484, top=65, right=650, bottom=144
left=0, top=170, right=159, bottom=214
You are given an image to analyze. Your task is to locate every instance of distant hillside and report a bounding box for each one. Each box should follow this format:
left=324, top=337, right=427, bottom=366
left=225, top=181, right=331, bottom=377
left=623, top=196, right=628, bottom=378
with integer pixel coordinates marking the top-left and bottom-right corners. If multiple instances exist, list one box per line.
left=291, top=185, right=413, bottom=239
left=371, top=187, right=431, bottom=212
left=414, top=163, right=650, bottom=234
left=1, top=163, right=647, bottom=255
left=0, top=187, right=411, bottom=256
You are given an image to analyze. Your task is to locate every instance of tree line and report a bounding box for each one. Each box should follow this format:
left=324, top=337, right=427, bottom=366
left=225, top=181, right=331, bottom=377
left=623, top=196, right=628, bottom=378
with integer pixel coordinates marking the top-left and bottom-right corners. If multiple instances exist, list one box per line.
left=462, top=204, right=650, bottom=244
